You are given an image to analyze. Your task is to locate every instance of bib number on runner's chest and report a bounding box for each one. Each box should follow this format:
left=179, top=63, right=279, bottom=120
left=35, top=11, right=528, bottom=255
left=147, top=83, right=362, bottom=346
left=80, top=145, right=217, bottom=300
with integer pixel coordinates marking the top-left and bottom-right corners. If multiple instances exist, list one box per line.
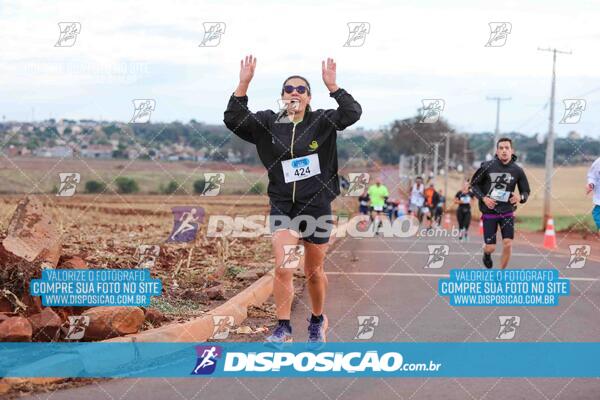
left=282, top=154, right=321, bottom=183
left=490, top=188, right=510, bottom=202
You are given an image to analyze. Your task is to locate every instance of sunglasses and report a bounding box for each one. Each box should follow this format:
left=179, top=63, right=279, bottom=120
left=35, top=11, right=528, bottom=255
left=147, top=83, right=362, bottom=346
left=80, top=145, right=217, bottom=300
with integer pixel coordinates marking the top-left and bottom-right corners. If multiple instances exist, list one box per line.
left=283, top=85, right=308, bottom=95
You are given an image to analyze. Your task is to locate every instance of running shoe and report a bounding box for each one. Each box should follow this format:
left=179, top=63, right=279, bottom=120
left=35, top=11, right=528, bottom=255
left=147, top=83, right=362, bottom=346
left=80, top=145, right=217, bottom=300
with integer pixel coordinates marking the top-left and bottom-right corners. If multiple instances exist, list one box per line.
left=483, top=252, right=493, bottom=269
left=265, top=322, right=293, bottom=344
left=307, top=314, right=328, bottom=345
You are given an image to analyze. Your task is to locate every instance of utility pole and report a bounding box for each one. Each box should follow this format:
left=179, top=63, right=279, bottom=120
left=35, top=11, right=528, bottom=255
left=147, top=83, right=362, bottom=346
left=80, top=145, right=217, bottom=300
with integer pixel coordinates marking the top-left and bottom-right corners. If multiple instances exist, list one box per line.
left=399, top=154, right=405, bottom=178
left=538, top=46, right=572, bottom=230
left=444, top=132, right=450, bottom=199
left=433, top=143, right=440, bottom=177
left=487, top=96, right=511, bottom=153
left=463, top=134, right=468, bottom=179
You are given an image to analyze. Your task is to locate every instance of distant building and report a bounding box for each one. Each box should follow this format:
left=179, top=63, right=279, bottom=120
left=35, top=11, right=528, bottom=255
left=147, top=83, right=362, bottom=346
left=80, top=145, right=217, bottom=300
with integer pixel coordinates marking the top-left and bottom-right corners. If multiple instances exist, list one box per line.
left=3, top=145, right=30, bottom=157
left=127, top=149, right=140, bottom=160
left=567, top=130, right=581, bottom=140
left=164, top=152, right=194, bottom=161
left=33, top=146, right=73, bottom=158
left=81, top=145, right=113, bottom=159
left=226, top=149, right=242, bottom=163
left=195, top=150, right=207, bottom=162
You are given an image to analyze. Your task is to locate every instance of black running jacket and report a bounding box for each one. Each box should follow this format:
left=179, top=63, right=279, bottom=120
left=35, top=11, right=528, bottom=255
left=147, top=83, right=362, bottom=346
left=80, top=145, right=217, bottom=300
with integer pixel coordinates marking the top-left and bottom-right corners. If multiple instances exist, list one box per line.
left=470, top=154, right=531, bottom=214
left=223, top=88, right=362, bottom=208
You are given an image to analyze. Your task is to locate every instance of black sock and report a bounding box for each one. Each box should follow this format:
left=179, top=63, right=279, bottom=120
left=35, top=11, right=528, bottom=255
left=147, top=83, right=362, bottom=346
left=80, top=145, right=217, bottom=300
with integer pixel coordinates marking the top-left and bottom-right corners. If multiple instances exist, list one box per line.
left=310, top=314, right=324, bottom=323
left=278, top=319, right=292, bottom=332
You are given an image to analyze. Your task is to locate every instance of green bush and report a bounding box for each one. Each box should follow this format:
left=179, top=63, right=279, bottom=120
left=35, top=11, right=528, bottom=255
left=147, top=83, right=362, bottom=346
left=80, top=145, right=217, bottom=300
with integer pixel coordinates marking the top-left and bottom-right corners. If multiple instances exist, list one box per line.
left=249, top=181, right=265, bottom=194
left=115, top=177, right=139, bottom=194
left=161, top=180, right=180, bottom=195
left=85, top=180, right=107, bottom=193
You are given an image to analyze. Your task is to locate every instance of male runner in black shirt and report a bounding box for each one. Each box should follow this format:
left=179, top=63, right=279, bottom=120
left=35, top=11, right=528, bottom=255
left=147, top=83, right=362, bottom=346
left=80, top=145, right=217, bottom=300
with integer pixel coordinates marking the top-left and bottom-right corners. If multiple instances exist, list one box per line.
left=470, top=138, right=531, bottom=269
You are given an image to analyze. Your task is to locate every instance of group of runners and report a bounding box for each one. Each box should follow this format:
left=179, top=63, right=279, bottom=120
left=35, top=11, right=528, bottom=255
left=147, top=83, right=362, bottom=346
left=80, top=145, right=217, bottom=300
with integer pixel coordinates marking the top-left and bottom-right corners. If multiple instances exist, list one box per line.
left=358, top=177, right=446, bottom=232
left=357, top=138, right=532, bottom=270
left=407, top=177, right=446, bottom=229
left=223, top=54, right=599, bottom=345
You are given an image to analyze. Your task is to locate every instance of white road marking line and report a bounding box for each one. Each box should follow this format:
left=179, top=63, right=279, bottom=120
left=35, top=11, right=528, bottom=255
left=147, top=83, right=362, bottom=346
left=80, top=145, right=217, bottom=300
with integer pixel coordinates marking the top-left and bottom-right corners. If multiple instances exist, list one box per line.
left=327, top=271, right=450, bottom=278
left=332, top=250, right=565, bottom=258
left=325, top=271, right=599, bottom=282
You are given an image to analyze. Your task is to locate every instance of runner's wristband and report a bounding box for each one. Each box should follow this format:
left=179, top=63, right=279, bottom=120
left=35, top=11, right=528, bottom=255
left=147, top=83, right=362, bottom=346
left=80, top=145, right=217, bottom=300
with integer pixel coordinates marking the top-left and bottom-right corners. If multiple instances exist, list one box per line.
left=520, top=192, right=529, bottom=204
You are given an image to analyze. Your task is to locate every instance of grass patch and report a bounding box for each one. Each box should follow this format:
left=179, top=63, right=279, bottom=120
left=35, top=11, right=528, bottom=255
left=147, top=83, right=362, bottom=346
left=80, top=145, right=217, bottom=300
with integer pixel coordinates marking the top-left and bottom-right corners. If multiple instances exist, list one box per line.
left=226, top=265, right=245, bottom=278
left=150, top=296, right=203, bottom=317
left=516, top=214, right=597, bottom=233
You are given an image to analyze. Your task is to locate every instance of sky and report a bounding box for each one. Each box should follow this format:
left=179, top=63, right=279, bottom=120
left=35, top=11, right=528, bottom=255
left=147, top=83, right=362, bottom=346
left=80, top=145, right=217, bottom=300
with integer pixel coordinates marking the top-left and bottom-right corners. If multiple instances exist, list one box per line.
left=1, top=0, right=599, bottom=137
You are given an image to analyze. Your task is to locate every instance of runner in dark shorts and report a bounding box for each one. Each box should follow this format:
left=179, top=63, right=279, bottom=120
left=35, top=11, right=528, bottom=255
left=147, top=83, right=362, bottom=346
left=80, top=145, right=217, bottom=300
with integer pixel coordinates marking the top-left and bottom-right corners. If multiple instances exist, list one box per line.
left=470, top=138, right=530, bottom=269
left=358, top=190, right=370, bottom=215
left=481, top=212, right=514, bottom=244
left=454, top=180, right=473, bottom=241
left=270, top=202, right=334, bottom=244
left=224, top=55, right=362, bottom=344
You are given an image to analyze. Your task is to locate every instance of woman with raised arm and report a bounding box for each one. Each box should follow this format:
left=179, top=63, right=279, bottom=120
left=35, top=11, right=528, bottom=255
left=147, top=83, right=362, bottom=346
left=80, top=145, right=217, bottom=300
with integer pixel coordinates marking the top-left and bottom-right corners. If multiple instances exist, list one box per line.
left=223, top=55, right=362, bottom=344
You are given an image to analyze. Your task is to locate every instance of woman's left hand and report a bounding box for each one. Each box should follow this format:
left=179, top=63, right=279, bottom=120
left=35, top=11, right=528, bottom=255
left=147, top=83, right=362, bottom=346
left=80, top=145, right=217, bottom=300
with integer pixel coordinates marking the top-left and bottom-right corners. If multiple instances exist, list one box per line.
left=322, top=58, right=339, bottom=93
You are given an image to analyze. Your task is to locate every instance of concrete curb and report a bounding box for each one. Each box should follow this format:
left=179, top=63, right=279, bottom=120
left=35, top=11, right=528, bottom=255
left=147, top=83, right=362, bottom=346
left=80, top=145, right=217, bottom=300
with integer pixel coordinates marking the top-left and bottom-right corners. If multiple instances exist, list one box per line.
left=107, top=268, right=275, bottom=343
left=0, top=221, right=349, bottom=393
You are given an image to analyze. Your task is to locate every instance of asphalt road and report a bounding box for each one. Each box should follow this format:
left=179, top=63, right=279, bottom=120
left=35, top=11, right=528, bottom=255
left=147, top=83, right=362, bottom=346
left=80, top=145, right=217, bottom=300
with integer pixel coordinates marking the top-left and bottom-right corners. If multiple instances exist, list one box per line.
left=20, top=228, right=600, bottom=400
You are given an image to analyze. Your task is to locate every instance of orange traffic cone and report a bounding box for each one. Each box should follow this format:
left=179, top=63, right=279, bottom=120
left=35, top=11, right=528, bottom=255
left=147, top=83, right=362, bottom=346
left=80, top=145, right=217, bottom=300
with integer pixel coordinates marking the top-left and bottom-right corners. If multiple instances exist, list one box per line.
left=543, top=218, right=557, bottom=249
left=443, top=213, right=452, bottom=229
left=479, top=219, right=484, bottom=235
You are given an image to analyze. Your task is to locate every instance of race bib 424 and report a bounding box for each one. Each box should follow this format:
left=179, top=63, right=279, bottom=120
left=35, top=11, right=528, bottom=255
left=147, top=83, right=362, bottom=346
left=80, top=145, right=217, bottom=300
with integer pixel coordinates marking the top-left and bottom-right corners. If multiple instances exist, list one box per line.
left=281, top=154, right=321, bottom=183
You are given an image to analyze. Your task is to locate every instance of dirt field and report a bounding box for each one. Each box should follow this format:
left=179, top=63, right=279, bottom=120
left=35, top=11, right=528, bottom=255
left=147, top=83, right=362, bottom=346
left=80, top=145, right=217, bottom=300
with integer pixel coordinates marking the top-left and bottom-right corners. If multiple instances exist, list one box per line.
left=0, top=157, right=268, bottom=194
left=0, top=194, right=275, bottom=325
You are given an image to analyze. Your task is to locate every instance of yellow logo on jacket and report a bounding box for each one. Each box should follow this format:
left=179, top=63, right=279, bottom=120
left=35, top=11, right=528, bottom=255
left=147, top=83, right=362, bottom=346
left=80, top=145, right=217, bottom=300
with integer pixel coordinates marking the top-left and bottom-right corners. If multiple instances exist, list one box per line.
left=308, top=140, right=319, bottom=151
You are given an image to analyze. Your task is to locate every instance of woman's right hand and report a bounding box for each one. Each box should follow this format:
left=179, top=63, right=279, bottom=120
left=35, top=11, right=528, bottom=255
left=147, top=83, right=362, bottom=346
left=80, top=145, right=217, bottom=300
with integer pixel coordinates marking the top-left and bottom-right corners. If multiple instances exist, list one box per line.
left=239, top=55, right=256, bottom=84
left=235, top=55, right=256, bottom=97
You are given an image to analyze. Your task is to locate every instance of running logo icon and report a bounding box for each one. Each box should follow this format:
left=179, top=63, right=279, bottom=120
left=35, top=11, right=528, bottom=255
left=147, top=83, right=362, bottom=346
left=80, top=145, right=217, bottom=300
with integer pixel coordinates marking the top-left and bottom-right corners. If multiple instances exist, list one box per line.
left=281, top=245, right=305, bottom=269
left=496, top=316, right=520, bottom=340
left=55, top=22, right=81, bottom=47
left=559, top=99, right=586, bottom=124
left=63, top=316, right=90, bottom=340
left=354, top=315, right=379, bottom=340
left=488, top=172, right=514, bottom=201
left=343, top=22, right=370, bottom=47
left=425, top=245, right=449, bottom=269
left=566, top=245, right=590, bottom=269
left=130, top=99, right=156, bottom=123
left=485, top=22, right=512, bottom=47
left=275, top=99, right=300, bottom=124
left=346, top=173, right=370, bottom=197
left=419, top=99, right=445, bottom=123
left=136, top=245, right=160, bottom=269
left=210, top=316, right=234, bottom=340
left=197, top=173, right=225, bottom=196
left=199, top=22, right=226, bottom=47
left=167, top=206, right=204, bottom=243
left=191, top=345, right=222, bottom=375
left=56, top=173, right=81, bottom=197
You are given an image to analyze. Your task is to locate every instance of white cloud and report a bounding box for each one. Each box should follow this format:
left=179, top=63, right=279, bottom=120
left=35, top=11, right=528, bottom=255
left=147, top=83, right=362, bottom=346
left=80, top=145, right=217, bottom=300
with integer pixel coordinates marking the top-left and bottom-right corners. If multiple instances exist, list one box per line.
left=1, top=0, right=599, bottom=136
